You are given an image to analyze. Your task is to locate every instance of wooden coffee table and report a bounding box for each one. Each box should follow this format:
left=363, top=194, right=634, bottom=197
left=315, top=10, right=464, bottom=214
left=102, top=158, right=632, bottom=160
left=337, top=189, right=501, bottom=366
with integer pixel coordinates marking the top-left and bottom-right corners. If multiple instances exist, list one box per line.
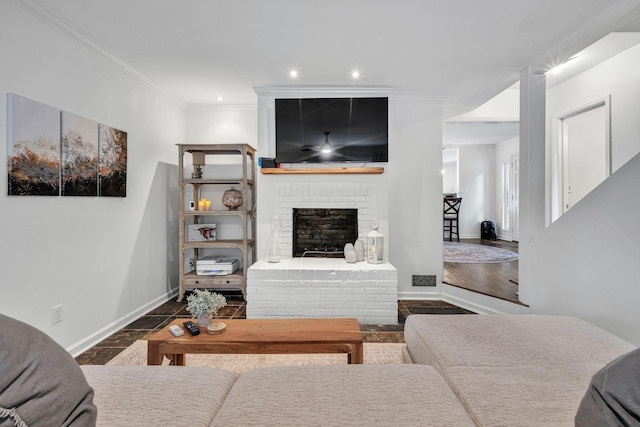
left=146, top=318, right=363, bottom=365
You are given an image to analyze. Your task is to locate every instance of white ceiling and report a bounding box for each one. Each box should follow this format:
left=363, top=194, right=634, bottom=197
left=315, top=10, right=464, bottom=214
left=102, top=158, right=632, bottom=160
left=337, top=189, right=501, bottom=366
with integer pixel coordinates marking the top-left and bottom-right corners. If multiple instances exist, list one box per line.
left=22, top=0, right=640, bottom=119
left=444, top=121, right=520, bottom=147
left=443, top=31, right=640, bottom=146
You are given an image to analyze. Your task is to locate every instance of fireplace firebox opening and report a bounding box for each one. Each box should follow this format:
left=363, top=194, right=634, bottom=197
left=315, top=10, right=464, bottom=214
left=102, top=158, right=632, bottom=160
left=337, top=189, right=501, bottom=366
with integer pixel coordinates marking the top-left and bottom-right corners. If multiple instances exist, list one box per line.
left=292, top=208, right=358, bottom=258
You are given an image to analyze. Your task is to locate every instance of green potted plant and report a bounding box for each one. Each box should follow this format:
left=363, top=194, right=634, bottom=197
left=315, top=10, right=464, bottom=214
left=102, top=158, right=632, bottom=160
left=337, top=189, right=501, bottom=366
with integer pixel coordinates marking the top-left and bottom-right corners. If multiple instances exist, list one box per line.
left=186, top=289, right=227, bottom=327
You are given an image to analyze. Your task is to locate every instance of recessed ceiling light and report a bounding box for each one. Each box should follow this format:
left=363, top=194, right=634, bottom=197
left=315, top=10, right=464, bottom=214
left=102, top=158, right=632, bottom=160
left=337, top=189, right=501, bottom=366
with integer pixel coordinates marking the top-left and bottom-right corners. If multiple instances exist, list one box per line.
left=289, top=69, right=299, bottom=78
left=216, top=96, right=224, bottom=102
left=351, top=70, right=361, bottom=79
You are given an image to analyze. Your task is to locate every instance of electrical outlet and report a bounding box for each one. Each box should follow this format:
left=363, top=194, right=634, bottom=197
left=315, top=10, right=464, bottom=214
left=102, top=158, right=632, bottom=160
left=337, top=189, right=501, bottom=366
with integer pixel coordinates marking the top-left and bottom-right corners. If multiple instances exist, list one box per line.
left=52, top=304, right=63, bottom=324
left=412, top=274, right=437, bottom=287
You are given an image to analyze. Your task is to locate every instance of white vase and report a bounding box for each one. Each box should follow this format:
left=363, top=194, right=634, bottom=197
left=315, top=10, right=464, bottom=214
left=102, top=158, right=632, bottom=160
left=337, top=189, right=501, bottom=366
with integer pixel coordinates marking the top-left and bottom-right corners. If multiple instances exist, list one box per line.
left=264, top=216, right=282, bottom=263
left=344, top=243, right=358, bottom=263
left=354, top=239, right=365, bottom=262
left=197, top=313, right=211, bottom=327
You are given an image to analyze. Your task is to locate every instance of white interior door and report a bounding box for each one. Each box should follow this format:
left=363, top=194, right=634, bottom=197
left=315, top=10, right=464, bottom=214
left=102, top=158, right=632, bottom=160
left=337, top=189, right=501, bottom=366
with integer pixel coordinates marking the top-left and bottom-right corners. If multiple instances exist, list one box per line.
left=561, top=101, right=610, bottom=213
left=510, top=154, right=520, bottom=241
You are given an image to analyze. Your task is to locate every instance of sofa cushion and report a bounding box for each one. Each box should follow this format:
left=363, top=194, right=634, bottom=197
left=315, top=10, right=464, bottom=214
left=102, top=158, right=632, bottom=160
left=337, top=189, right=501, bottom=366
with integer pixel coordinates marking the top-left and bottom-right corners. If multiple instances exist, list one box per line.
left=211, top=364, right=475, bottom=426
left=404, top=314, right=634, bottom=369
left=446, top=364, right=607, bottom=426
left=81, top=366, right=237, bottom=427
left=0, top=314, right=97, bottom=426
left=403, top=314, right=636, bottom=426
left=575, top=347, right=640, bottom=426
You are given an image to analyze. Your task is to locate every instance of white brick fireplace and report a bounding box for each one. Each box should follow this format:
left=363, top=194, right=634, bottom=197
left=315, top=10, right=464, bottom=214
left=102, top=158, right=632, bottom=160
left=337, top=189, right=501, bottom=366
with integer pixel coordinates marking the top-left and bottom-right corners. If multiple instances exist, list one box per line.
left=271, top=182, right=379, bottom=257
left=248, top=180, right=398, bottom=324
left=249, top=87, right=400, bottom=324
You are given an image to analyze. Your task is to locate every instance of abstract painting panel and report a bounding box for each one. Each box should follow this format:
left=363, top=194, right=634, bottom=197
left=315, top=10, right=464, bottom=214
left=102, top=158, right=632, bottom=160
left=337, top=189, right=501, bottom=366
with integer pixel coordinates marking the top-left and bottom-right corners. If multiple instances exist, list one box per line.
left=7, top=94, right=61, bottom=196
left=61, top=112, right=99, bottom=196
left=99, top=124, right=127, bottom=197
left=7, top=94, right=127, bottom=198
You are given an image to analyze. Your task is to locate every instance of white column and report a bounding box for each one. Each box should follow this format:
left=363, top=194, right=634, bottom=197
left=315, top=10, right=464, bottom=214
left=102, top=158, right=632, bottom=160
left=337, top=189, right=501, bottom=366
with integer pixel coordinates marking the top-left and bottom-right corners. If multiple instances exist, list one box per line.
left=518, top=67, right=546, bottom=306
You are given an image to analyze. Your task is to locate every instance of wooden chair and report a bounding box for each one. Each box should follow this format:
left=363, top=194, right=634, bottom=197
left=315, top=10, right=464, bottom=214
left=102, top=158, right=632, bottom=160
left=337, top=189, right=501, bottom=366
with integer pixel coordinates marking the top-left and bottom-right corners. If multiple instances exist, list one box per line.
left=443, top=197, right=462, bottom=242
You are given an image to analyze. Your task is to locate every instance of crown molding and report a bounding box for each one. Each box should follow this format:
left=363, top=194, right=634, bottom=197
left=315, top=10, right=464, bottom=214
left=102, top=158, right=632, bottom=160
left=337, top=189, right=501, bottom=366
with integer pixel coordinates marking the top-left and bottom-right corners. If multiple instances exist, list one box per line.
left=186, top=103, right=258, bottom=112
left=253, top=86, right=444, bottom=106
left=253, top=86, right=393, bottom=97
left=390, top=95, right=445, bottom=105
left=12, top=0, right=186, bottom=110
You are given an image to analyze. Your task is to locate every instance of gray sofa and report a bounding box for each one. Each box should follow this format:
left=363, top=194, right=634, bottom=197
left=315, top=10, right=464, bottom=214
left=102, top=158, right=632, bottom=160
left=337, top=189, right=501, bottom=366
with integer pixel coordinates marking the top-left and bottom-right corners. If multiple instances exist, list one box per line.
left=403, top=314, right=636, bottom=426
left=79, top=313, right=636, bottom=427
left=80, top=364, right=476, bottom=426
left=2, top=313, right=635, bottom=426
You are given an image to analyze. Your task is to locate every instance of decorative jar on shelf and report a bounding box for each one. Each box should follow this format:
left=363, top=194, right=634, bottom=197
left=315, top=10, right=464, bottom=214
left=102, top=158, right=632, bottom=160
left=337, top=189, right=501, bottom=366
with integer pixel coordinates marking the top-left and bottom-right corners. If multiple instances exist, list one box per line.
left=222, top=187, right=243, bottom=210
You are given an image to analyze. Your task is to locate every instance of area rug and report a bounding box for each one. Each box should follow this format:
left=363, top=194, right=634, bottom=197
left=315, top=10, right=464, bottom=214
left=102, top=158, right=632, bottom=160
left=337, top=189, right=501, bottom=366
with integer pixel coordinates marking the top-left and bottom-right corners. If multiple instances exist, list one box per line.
left=107, top=340, right=405, bottom=374
left=443, top=242, right=518, bottom=264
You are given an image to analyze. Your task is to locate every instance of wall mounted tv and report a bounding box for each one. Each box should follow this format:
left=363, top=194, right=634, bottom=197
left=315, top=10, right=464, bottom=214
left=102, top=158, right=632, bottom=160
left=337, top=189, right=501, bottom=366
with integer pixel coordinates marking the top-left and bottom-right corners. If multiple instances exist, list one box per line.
left=275, top=97, right=388, bottom=163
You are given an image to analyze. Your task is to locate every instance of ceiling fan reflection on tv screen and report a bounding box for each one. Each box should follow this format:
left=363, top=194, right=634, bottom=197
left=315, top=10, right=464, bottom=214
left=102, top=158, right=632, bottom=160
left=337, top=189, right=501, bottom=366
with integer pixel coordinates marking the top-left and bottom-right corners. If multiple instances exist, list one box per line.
left=275, top=97, right=388, bottom=164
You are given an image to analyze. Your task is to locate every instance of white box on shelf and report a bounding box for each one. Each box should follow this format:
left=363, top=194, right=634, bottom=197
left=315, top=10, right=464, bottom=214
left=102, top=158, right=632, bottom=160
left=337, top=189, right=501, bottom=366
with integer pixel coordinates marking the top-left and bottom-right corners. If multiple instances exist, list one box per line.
left=196, top=257, right=239, bottom=276
left=187, top=224, right=217, bottom=241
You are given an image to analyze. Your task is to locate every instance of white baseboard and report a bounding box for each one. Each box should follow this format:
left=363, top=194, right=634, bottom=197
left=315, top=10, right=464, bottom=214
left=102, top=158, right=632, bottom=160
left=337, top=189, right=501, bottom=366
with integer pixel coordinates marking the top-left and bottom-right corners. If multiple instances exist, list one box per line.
left=397, top=289, right=442, bottom=300
left=399, top=284, right=529, bottom=315
left=441, top=284, right=529, bottom=314
left=67, top=289, right=178, bottom=357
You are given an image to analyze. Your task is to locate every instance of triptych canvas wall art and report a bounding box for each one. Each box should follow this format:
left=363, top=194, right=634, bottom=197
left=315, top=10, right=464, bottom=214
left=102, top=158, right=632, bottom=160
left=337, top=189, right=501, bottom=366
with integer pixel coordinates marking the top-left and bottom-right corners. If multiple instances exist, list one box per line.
left=7, top=94, right=127, bottom=197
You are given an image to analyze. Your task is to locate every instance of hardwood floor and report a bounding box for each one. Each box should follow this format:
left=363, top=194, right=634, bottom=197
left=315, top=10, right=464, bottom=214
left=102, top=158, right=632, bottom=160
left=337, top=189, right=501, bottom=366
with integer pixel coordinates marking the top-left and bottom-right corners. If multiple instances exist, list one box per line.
left=443, top=238, right=523, bottom=305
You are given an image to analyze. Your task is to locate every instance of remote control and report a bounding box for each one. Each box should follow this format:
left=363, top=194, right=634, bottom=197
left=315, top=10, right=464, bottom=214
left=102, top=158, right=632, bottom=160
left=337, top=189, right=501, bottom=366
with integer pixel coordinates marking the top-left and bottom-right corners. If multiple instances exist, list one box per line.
left=183, top=321, right=200, bottom=336
left=168, top=325, right=184, bottom=337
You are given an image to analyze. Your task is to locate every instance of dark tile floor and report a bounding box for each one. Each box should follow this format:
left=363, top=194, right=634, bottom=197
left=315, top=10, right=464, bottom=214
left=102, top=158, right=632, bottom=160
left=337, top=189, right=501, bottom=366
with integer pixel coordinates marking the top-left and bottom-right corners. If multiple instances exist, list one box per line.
left=75, top=293, right=472, bottom=365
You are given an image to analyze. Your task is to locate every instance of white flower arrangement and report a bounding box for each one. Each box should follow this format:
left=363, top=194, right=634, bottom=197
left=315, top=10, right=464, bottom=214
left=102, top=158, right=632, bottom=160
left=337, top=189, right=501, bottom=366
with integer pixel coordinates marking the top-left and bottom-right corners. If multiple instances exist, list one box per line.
left=186, top=289, right=227, bottom=317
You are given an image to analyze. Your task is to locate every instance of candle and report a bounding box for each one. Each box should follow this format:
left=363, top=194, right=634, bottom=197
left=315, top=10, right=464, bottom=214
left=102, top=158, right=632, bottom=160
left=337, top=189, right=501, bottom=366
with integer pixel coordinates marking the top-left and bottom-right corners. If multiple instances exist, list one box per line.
left=198, top=200, right=206, bottom=211
left=205, top=200, right=212, bottom=211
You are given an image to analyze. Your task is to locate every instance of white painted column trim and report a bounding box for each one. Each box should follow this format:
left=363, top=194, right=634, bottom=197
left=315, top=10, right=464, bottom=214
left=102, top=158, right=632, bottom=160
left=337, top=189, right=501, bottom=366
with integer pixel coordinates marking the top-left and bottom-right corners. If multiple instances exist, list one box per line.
left=518, top=67, right=546, bottom=306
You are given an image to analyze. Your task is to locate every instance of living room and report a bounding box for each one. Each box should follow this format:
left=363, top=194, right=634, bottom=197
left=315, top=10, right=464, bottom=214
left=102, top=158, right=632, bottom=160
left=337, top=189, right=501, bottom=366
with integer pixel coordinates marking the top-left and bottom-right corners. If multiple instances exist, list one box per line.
left=2, top=0, right=640, bottom=362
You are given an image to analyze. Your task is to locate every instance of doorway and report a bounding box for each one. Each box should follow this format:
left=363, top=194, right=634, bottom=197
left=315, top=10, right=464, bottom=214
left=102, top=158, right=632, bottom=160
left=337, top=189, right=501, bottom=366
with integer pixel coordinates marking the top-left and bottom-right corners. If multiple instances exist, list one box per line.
left=552, top=97, right=611, bottom=220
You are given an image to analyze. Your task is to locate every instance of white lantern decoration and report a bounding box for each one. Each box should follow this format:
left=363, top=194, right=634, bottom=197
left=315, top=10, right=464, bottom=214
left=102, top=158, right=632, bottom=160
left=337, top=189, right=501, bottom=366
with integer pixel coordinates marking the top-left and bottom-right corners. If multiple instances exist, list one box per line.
left=366, top=219, right=384, bottom=264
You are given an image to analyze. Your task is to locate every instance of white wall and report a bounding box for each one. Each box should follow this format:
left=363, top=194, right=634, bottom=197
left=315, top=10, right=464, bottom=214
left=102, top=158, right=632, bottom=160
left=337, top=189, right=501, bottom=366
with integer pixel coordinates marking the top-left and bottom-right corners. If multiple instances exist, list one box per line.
left=0, top=3, right=185, bottom=353
left=388, top=98, right=444, bottom=298
left=456, top=145, right=496, bottom=238
left=529, top=152, right=640, bottom=345
left=186, top=104, right=257, bottom=145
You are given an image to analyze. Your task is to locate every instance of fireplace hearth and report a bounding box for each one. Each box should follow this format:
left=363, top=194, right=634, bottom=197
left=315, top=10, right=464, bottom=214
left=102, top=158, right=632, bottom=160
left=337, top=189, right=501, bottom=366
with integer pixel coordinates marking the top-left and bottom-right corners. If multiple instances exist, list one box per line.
left=292, top=208, right=358, bottom=258
left=247, top=258, right=398, bottom=324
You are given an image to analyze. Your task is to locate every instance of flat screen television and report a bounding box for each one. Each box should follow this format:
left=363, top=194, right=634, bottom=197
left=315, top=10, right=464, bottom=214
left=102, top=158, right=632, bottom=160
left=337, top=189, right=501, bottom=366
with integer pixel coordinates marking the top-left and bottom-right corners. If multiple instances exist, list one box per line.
left=275, top=97, right=388, bottom=163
